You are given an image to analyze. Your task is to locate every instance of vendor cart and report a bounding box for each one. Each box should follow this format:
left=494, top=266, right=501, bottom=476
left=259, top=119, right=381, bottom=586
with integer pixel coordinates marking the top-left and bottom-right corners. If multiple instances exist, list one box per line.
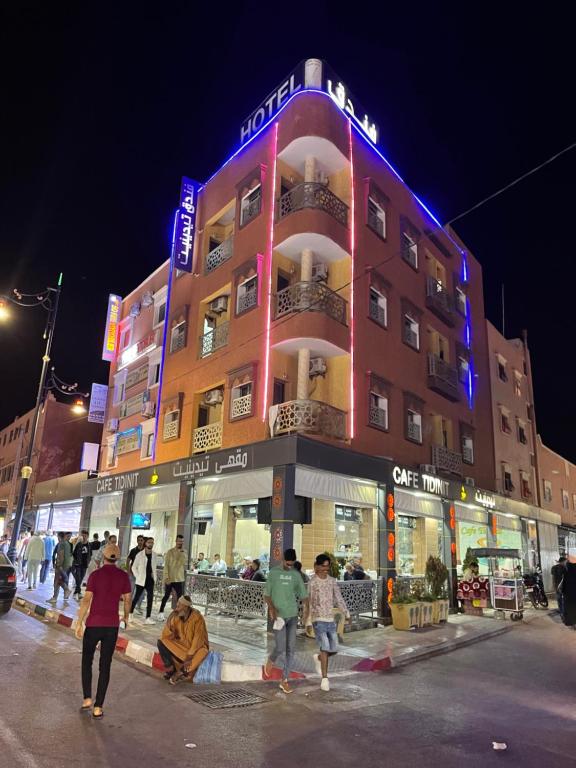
left=470, top=548, right=524, bottom=621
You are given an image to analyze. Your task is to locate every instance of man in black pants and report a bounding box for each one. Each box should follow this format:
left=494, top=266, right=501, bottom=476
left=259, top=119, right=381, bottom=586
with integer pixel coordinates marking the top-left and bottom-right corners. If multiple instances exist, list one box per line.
left=75, top=544, right=132, bottom=719
left=130, top=537, right=158, bottom=625
left=72, top=530, right=91, bottom=600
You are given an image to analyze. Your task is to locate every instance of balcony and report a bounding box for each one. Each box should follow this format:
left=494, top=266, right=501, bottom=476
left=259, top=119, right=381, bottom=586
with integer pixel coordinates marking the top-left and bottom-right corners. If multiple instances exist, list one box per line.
left=432, top=444, right=463, bottom=476
left=237, top=286, right=258, bottom=314
left=427, top=353, right=459, bottom=402
left=275, top=281, right=347, bottom=325
left=205, top=237, right=233, bottom=274
left=426, top=277, right=455, bottom=326
left=278, top=183, right=348, bottom=228
left=192, top=422, right=223, bottom=453
left=199, top=322, right=229, bottom=358
left=270, top=400, right=347, bottom=440
left=231, top=393, right=252, bottom=419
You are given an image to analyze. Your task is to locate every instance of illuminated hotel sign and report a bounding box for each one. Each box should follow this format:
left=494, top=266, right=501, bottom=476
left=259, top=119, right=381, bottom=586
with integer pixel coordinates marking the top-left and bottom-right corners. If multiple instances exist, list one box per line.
left=102, top=294, right=121, bottom=362
left=240, top=59, right=378, bottom=148
left=173, top=176, right=200, bottom=273
left=118, top=331, right=158, bottom=369
left=392, top=465, right=450, bottom=498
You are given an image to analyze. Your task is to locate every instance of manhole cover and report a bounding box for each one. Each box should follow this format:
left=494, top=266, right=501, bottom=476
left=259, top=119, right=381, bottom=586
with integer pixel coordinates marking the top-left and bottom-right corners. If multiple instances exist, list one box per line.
left=185, top=688, right=269, bottom=709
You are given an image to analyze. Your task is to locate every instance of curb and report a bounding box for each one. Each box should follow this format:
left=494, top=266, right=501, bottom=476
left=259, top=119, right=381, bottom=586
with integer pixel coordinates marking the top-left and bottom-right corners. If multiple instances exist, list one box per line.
left=13, top=595, right=515, bottom=682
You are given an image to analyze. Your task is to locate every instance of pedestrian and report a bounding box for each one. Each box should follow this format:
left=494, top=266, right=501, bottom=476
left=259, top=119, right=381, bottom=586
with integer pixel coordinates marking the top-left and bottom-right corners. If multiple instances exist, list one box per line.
left=294, top=560, right=309, bottom=584
left=25, top=531, right=45, bottom=590
left=72, top=530, right=91, bottom=600
left=157, top=595, right=209, bottom=684
left=559, top=551, right=576, bottom=628
left=86, top=534, right=117, bottom=581
left=47, top=532, right=73, bottom=604
left=158, top=534, right=187, bottom=620
left=306, top=553, right=350, bottom=692
left=40, top=532, right=56, bottom=584
left=264, top=547, right=309, bottom=694
left=18, top=530, right=30, bottom=581
left=131, top=537, right=158, bottom=624
left=209, top=553, right=227, bottom=575
left=127, top=535, right=146, bottom=614
left=195, top=553, right=210, bottom=572
left=90, top=533, right=101, bottom=553
left=0, top=534, right=9, bottom=556
left=552, top=556, right=567, bottom=617
left=75, top=543, right=132, bottom=719
left=249, top=558, right=266, bottom=582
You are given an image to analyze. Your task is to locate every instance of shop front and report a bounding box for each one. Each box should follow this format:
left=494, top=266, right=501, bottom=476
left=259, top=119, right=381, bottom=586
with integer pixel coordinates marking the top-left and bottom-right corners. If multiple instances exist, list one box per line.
left=89, top=492, right=122, bottom=541
left=36, top=500, right=82, bottom=533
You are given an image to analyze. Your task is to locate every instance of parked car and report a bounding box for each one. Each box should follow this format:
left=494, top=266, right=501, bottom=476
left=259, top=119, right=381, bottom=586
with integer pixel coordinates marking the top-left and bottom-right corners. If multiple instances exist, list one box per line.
left=0, top=552, right=17, bottom=614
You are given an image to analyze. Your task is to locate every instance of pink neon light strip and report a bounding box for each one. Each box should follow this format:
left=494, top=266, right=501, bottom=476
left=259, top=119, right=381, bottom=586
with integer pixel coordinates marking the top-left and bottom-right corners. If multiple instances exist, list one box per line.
left=348, top=121, right=356, bottom=440
left=261, top=122, right=279, bottom=421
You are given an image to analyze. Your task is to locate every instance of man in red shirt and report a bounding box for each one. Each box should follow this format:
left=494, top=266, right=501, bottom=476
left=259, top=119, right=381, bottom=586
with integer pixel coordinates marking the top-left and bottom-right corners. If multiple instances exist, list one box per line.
left=75, top=543, right=131, bottom=718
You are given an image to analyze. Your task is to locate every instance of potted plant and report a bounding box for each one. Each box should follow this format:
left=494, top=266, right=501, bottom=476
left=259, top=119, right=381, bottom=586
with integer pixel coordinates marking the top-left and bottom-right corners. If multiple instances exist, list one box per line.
left=389, top=577, right=420, bottom=630
left=426, top=555, right=450, bottom=624
left=322, top=551, right=341, bottom=579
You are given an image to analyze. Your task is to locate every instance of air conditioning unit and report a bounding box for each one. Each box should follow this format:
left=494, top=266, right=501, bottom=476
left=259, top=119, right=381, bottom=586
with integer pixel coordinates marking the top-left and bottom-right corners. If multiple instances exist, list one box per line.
left=420, top=464, right=436, bottom=475
left=309, top=357, right=327, bottom=377
left=464, top=476, right=475, bottom=487
left=204, top=388, right=224, bottom=406
left=141, top=402, right=156, bottom=418
left=107, top=418, right=119, bottom=433
left=311, top=263, right=329, bottom=282
left=210, top=296, right=228, bottom=314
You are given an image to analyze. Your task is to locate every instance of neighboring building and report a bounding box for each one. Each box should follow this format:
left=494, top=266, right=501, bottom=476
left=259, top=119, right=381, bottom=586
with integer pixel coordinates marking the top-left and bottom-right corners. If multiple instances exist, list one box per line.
left=536, top=439, right=576, bottom=556
left=0, top=393, right=102, bottom=533
left=82, top=60, right=557, bottom=601
left=486, top=321, right=537, bottom=503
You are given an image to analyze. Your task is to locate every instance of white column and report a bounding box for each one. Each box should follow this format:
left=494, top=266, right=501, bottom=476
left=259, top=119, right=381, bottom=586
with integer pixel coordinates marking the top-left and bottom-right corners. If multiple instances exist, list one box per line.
left=304, top=155, right=316, bottom=183
left=297, top=348, right=310, bottom=400
left=301, top=248, right=313, bottom=282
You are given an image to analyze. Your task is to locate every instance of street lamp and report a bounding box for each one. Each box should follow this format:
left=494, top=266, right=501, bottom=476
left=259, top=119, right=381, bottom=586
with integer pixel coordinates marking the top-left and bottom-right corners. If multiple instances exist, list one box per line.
left=0, top=274, right=87, bottom=564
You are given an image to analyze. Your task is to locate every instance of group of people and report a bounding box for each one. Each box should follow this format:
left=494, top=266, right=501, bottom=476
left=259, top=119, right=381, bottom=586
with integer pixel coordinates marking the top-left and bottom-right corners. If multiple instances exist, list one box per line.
left=552, top=553, right=576, bottom=627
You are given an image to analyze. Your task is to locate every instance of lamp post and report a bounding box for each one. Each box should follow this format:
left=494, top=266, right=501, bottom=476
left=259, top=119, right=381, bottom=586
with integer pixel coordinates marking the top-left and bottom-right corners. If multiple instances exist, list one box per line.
left=0, top=274, right=86, bottom=564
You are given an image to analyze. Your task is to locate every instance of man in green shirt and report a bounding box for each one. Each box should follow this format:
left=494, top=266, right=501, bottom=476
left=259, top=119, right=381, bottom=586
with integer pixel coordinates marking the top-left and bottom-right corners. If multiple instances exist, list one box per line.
left=195, top=553, right=210, bottom=573
left=264, top=547, right=308, bottom=694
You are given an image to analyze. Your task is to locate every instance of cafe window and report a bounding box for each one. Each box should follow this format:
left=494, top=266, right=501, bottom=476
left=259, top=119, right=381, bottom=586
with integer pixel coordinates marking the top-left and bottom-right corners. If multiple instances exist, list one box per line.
left=396, top=514, right=445, bottom=577
left=335, top=506, right=363, bottom=558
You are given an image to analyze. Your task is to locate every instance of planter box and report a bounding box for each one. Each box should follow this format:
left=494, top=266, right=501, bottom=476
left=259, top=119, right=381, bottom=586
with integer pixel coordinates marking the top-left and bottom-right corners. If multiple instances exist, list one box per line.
left=463, top=601, right=484, bottom=616
left=432, top=599, right=449, bottom=624
left=419, top=601, right=434, bottom=627
left=390, top=602, right=421, bottom=631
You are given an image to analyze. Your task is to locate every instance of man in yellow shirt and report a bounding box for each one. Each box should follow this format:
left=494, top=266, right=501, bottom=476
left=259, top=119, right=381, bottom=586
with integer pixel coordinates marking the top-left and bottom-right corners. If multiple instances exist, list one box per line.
left=157, top=596, right=209, bottom=684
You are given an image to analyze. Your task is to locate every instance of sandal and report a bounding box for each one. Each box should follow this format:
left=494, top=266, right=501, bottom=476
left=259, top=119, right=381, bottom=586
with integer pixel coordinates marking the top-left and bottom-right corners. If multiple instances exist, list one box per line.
left=163, top=668, right=175, bottom=680
left=80, top=700, right=92, bottom=712
left=92, top=707, right=104, bottom=719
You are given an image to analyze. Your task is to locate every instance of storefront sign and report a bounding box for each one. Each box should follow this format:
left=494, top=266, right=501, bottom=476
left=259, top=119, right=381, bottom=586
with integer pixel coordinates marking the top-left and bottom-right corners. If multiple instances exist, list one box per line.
left=88, top=383, right=108, bottom=424
left=392, top=465, right=450, bottom=498
left=335, top=505, right=361, bottom=523
left=173, top=177, right=200, bottom=273
left=96, top=470, right=141, bottom=494
left=102, top=294, right=121, bottom=362
left=125, top=363, right=149, bottom=391
left=119, top=332, right=157, bottom=369
left=240, top=59, right=378, bottom=148
left=474, top=490, right=496, bottom=509
left=115, top=427, right=142, bottom=456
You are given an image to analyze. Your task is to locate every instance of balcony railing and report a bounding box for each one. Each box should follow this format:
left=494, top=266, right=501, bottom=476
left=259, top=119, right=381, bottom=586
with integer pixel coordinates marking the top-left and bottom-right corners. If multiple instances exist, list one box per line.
left=431, top=444, right=463, bottom=476
left=462, top=444, right=474, bottom=464
left=278, top=183, right=348, bottom=227
left=427, top=353, right=459, bottom=401
left=240, top=194, right=261, bottom=227
left=407, top=421, right=422, bottom=443
left=231, top=393, right=252, bottom=419
left=205, top=237, right=233, bottom=274
left=367, top=209, right=385, bottom=238
left=270, top=400, right=347, bottom=440
left=369, top=406, right=388, bottom=429
left=193, top=422, right=223, bottom=453
left=199, top=322, right=229, bottom=358
left=275, top=281, right=347, bottom=325
left=237, top=286, right=258, bottom=314
left=426, top=277, right=454, bottom=326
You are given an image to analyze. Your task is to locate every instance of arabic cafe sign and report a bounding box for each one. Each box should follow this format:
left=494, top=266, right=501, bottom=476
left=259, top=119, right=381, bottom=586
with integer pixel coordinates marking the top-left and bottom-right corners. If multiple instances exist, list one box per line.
left=173, top=177, right=201, bottom=273
left=102, top=294, right=121, bottom=362
left=240, top=59, right=378, bottom=148
left=474, top=490, right=496, bottom=509
left=392, top=465, right=450, bottom=498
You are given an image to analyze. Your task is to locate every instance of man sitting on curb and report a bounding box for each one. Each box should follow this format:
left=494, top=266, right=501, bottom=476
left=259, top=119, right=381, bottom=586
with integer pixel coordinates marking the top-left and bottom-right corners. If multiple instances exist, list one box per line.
left=157, top=596, right=209, bottom=684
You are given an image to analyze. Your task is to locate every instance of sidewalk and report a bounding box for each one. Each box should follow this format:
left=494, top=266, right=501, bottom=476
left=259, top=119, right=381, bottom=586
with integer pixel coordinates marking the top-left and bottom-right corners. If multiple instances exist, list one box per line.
left=13, top=579, right=543, bottom=682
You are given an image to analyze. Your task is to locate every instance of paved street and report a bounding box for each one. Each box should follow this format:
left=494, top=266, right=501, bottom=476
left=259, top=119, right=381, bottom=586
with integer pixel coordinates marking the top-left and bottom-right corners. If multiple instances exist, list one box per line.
left=1, top=607, right=576, bottom=767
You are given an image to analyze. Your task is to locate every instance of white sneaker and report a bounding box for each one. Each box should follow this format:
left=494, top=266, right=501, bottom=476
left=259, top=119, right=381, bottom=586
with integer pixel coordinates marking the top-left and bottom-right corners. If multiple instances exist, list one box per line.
left=320, top=677, right=330, bottom=692
left=144, top=617, right=155, bottom=625
left=47, top=597, right=57, bottom=605
left=313, top=653, right=322, bottom=676
left=157, top=612, right=165, bottom=621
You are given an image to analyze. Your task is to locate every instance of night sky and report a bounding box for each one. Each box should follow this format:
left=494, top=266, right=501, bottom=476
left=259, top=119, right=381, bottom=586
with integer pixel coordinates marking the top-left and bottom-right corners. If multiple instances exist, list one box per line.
left=1, top=7, right=573, bottom=459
